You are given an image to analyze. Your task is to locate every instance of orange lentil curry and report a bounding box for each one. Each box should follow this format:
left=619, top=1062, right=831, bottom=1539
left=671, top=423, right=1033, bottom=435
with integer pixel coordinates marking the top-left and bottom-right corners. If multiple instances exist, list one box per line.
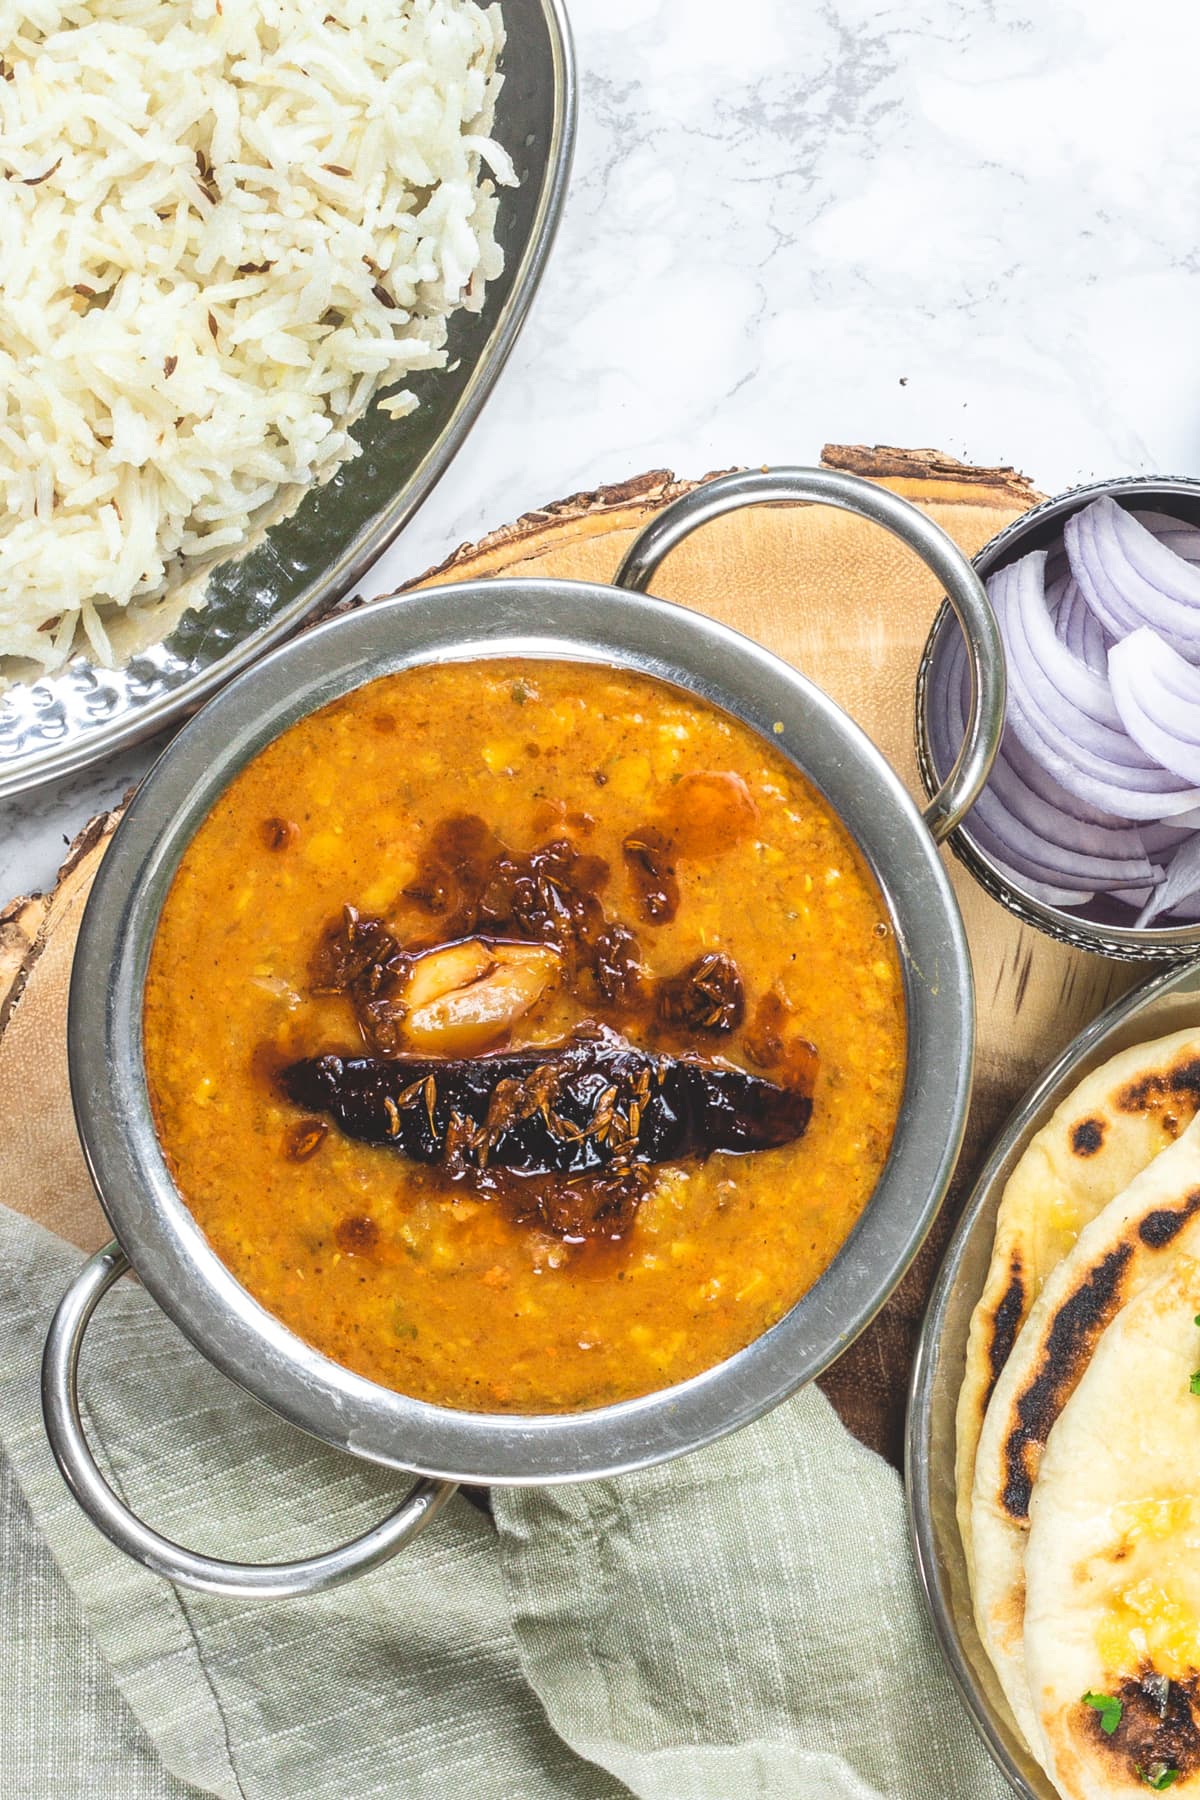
left=144, top=659, right=905, bottom=1413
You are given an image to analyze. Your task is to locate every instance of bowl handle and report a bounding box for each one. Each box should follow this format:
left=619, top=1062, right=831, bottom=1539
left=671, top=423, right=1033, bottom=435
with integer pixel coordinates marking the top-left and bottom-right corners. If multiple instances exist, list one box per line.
left=613, top=465, right=1005, bottom=845
left=41, top=1241, right=458, bottom=1600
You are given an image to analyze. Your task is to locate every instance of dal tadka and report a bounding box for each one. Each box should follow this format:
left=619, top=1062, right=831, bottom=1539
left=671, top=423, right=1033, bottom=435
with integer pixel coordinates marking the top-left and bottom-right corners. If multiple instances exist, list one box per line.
left=143, top=659, right=905, bottom=1413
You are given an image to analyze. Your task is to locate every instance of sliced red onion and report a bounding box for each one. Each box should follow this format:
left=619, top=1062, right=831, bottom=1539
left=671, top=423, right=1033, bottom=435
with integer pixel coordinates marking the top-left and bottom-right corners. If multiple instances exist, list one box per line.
left=1140, top=816, right=1200, bottom=852
left=983, top=749, right=1151, bottom=865
left=994, top=558, right=1159, bottom=766
left=938, top=647, right=1159, bottom=889
left=1118, top=508, right=1200, bottom=606
left=1044, top=543, right=1070, bottom=589
left=1001, top=725, right=1133, bottom=827
left=937, top=629, right=1162, bottom=842
left=966, top=783, right=1158, bottom=888
left=1005, top=553, right=1120, bottom=725
left=926, top=636, right=965, bottom=786
left=1136, top=510, right=1200, bottom=564
left=1166, top=804, right=1200, bottom=828
left=961, top=697, right=1153, bottom=866
left=1005, top=683, right=1200, bottom=817
left=1112, top=885, right=1200, bottom=921
left=988, top=560, right=1200, bottom=816
left=1052, top=575, right=1109, bottom=675
left=1066, top=496, right=1200, bottom=659
left=937, top=633, right=1118, bottom=826
left=1113, top=627, right=1200, bottom=714
left=1109, top=629, right=1200, bottom=785
left=1133, top=832, right=1200, bottom=926
left=996, top=866, right=1095, bottom=908
left=969, top=812, right=1098, bottom=901
left=1005, top=678, right=1139, bottom=770
left=957, top=785, right=1100, bottom=890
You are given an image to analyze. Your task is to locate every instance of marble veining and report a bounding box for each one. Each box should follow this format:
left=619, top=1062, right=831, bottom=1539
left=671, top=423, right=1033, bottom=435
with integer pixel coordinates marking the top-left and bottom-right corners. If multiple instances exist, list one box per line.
left=3, top=0, right=1199, bottom=898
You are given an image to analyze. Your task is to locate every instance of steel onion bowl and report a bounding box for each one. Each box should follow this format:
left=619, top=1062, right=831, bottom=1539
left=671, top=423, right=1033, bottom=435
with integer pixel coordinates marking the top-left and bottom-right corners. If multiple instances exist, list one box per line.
left=917, top=475, right=1200, bottom=964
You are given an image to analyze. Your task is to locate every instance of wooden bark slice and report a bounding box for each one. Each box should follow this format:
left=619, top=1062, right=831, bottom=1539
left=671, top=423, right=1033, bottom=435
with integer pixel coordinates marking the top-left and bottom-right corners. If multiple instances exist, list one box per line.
left=0, top=805, right=124, bottom=1250
left=0, top=446, right=1138, bottom=1463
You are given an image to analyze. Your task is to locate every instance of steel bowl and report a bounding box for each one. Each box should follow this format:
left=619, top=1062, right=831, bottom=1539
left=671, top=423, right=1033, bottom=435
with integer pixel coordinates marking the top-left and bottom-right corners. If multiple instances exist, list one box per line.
left=916, top=474, right=1200, bottom=964
left=43, top=466, right=1005, bottom=1599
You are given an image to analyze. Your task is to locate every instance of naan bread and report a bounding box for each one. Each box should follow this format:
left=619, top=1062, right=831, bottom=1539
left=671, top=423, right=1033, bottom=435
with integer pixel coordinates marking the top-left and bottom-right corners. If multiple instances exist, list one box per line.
left=971, top=1115, right=1200, bottom=1762
left=1025, top=1252, right=1200, bottom=1798
left=957, top=1028, right=1200, bottom=1578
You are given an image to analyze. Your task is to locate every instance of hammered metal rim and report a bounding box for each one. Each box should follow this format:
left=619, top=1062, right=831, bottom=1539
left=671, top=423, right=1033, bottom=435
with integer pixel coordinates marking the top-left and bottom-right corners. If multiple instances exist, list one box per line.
left=915, top=474, right=1200, bottom=964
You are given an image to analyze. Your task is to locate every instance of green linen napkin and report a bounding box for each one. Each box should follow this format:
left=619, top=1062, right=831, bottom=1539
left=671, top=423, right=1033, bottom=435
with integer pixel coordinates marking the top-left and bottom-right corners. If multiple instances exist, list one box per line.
left=0, top=1201, right=1008, bottom=1800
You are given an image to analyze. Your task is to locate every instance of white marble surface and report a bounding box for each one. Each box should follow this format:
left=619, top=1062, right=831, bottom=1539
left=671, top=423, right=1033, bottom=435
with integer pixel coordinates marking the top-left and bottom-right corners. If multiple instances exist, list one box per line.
left=4, top=0, right=1200, bottom=900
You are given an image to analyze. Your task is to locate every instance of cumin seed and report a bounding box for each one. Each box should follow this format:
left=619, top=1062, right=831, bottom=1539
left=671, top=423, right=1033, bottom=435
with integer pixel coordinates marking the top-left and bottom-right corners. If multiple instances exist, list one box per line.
left=23, top=157, right=61, bottom=186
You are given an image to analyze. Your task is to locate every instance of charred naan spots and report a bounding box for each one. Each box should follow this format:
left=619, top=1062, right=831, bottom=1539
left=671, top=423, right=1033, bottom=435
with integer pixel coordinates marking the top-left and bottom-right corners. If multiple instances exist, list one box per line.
left=1001, top=1243, right=1135, bottom=1521
left=1118, top=1055, right=1200, bottom=1119
left=1071, top=1117, right=1105, bottom=1157
left=1139, top=1188, right=1200, bottom=1249
left=1084, top=1672, right=1200, bottom=1788
left=983, top=1256, right=1027, bottom=1409
left=994, top=1576, right=1026, bottom=1649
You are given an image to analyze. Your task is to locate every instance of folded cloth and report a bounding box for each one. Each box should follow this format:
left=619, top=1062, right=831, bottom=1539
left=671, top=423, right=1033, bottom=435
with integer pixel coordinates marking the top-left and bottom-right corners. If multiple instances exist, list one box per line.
left=0, top=1202, right=1008, bottom=1800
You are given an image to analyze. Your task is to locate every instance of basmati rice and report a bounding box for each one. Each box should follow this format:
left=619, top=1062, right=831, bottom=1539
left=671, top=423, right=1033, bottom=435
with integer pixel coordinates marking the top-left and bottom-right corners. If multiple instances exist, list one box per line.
left=0, top=0, right=513, bottom=669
